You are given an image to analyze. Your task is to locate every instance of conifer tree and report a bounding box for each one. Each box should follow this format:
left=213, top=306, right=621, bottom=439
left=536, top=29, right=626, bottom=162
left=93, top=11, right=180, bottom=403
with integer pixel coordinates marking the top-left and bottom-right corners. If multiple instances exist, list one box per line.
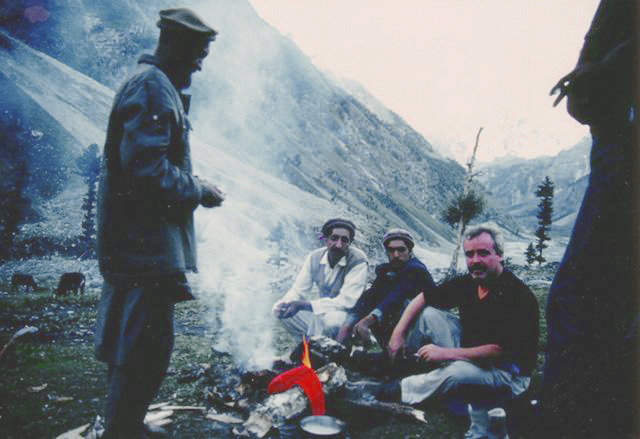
left=525, top=242, right=537, bottom=266
left=0, top=160, right=30, bottom=261
left=0, top=115, right=32, bottom=261
left=534, top=176, right=554, bottom=264
left=76, top=143, right=101, bottom=258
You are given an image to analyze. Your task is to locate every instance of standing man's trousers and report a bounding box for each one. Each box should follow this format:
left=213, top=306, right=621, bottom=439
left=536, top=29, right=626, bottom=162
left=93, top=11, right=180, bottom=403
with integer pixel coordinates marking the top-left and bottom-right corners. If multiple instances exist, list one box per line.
left=95, top=279, right=175, bottom=438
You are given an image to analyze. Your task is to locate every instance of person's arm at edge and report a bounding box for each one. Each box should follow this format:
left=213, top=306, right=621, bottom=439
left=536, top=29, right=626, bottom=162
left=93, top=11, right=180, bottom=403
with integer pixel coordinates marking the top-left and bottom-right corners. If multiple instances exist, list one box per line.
left=387, top=293, right=426, bottom=360
left=416, top=343, right=503, bottom=363
left=272, top=253, right=314, bottom=316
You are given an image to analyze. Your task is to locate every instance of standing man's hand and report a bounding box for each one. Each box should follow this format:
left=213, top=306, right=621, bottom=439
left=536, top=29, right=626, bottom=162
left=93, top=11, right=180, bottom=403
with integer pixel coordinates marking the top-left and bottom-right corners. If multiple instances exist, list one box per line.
left=199, top=178, right=225, bottom=207
left=353, top=314, right=376, bottom=345
left=273, top=300, right=311, bottom=319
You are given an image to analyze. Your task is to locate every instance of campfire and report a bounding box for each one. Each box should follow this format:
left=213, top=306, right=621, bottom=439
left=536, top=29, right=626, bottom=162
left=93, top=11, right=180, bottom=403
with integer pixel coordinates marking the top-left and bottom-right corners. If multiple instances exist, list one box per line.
left=200, top=335, right=428, bottom=438
left=57, top=335, right=429, bottom=438
left=266, top=336, right=325, bottom=415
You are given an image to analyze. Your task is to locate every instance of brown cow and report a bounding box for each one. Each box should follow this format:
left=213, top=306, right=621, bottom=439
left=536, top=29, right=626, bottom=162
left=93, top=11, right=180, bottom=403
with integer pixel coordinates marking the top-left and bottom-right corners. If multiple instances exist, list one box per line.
left=55, top=272, right=85, bottom=296
left=10, top=273, right=38, bottom=292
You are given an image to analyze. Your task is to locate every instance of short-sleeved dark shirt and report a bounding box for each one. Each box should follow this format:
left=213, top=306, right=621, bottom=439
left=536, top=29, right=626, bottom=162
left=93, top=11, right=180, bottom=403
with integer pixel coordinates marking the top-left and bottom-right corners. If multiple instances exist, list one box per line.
left=423, top=270, right=539, bottom=375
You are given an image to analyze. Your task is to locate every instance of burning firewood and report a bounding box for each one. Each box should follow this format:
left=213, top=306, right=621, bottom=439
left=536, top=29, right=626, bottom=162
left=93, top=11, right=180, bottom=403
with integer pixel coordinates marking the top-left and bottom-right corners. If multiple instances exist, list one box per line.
left=289, top=335, right=349, bottom=367
left=242, top=362, right=347, bottom=438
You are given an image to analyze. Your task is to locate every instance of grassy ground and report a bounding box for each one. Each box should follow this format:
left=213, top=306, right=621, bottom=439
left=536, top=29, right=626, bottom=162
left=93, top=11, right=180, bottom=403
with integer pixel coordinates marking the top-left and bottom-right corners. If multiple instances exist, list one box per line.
left=0, top=285, right=549, bottom=438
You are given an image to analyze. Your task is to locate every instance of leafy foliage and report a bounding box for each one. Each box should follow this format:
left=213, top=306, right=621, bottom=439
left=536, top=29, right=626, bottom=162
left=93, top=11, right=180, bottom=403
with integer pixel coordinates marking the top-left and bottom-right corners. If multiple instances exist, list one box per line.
left=441, top=190, right=485, bottom=227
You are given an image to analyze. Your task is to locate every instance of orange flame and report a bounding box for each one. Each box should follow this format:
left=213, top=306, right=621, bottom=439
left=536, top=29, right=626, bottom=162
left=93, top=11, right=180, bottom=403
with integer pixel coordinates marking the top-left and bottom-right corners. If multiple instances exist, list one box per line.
left=301, top=335, right=312, bottom=368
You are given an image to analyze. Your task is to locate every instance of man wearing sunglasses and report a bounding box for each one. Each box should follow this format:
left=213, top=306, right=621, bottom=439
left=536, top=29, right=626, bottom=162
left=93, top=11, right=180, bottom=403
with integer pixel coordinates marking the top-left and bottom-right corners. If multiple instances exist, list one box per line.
left=273, top=218, right=368, bottom=340
left=336, top=229, right=435, bottom=352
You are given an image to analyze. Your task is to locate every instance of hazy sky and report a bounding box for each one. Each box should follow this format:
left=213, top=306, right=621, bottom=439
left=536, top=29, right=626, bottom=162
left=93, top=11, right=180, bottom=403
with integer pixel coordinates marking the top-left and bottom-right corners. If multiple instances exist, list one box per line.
left=249, top=0, right=599, bottom=163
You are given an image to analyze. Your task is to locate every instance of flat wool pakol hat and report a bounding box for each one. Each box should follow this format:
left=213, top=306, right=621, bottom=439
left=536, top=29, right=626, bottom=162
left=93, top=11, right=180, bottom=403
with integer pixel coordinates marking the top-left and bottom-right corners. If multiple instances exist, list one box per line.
left=382, top=228, right=415, bottom=249
left=157, top=8, right=217, bottom=41
left=321, top=218, right=356, bottom=240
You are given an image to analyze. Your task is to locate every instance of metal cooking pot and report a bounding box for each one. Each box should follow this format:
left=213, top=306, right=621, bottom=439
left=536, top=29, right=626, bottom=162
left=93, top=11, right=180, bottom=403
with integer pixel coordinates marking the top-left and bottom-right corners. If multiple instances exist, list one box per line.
left=299, top=415, right=346, bottom=439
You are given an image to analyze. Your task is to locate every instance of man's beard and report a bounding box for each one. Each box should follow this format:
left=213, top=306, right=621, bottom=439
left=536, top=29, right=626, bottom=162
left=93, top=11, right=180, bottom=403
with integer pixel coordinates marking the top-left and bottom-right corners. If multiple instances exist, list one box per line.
left=329, top=248, right=346, bottom=258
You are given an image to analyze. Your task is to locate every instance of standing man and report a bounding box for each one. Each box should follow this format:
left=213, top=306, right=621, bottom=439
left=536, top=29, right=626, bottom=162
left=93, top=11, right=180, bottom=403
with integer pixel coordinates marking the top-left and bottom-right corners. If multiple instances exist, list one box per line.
left=95, top=8, right=224, bottom=438
left=273, top=218, right=368, bottom=340
left=543, top=1, right=637, bottom=436
left=337, top=228, right=436, bottom=349
left=383, top=226, right=538, bottom=439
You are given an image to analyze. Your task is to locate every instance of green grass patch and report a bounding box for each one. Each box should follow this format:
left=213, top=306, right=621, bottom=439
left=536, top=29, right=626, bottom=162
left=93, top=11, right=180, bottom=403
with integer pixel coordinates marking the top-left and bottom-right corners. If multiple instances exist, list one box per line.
left=0, top=283, right=551, bottom=438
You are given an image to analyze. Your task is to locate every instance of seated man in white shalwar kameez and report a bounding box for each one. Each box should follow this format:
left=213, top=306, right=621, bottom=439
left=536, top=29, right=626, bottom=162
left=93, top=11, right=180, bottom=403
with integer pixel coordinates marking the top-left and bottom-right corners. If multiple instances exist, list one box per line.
left=273, top=218, right=368, bottom=340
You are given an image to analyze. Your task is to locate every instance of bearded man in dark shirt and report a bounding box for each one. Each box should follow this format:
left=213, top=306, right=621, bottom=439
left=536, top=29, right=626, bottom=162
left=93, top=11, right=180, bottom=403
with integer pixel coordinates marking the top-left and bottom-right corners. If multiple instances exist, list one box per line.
left=385, top=225, right=539, bottom=439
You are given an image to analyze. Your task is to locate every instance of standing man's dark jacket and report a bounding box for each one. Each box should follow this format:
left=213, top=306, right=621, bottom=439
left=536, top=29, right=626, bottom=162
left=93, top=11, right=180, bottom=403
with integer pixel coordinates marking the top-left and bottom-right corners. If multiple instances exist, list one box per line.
left=349, top=257, right=436, bottom=337
left=97, top=55, right=206, bottom=278
left=94, top=9, right=219, bottom=438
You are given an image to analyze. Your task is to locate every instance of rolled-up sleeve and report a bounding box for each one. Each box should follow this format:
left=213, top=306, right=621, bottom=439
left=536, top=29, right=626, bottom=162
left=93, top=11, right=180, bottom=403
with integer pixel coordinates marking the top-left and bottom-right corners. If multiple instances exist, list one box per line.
left=272, top=253, right=314, bottom=313
left=310, top=260, right=368, bottom=315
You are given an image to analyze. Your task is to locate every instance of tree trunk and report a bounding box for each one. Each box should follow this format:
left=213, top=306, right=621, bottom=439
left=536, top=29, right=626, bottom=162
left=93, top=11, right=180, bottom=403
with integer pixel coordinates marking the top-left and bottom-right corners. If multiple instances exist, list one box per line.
left=446, top=127, right=483, bottom=279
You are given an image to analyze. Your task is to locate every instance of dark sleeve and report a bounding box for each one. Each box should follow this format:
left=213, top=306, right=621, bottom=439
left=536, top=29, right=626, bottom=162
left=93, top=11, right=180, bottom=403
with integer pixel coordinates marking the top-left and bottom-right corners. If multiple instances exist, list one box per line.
left=578, top=0, right=634, bottom=65
left=351, top=275, right=383, bottom=320
left=498, top=282, right=540, bottom=375
left=422, top=276, right=466, bottom=310
left=375, top=266, right=435, bottom=319
left=117, top=76, right=202, bottom=209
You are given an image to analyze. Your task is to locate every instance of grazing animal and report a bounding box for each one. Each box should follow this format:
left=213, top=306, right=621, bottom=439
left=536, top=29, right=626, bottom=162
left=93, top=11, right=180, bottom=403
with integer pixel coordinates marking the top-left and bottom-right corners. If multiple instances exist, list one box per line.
left=55, top=272, right=86, bottom=296
left=10, top=273, right=38, bottom=292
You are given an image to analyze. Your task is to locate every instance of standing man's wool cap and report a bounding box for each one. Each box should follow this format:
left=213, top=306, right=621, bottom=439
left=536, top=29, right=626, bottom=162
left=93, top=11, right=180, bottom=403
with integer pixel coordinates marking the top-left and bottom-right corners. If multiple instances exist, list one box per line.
left=157, top=8, right=217, bottom=40
left=383, top=228, right=415, bottom=249
left=322, top=218, right=356, bottom=240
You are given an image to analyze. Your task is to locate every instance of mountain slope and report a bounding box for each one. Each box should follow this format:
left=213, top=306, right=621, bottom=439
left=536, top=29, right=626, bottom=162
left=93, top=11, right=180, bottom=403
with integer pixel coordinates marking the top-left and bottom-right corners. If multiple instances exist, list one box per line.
left=0, top=1, right=469, bottom=365
left=1, top=0, right=469, bottom=246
